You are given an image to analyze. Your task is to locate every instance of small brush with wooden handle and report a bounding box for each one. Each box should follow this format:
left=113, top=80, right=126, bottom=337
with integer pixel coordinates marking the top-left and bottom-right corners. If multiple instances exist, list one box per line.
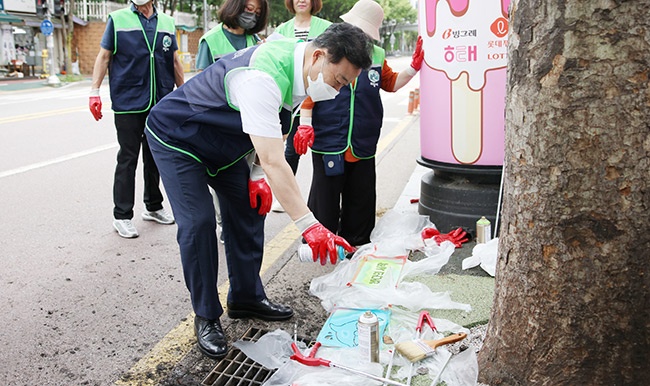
left=395, top=332, right=467, bottom=362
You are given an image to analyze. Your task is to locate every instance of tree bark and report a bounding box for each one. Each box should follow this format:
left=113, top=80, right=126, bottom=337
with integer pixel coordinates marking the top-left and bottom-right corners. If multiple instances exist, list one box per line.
left=478, top=0, right=650, bottom=384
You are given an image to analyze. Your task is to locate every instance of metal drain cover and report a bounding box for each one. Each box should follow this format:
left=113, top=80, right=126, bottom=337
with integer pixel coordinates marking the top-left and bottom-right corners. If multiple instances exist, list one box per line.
left=202, top=327, right=313, bottom=386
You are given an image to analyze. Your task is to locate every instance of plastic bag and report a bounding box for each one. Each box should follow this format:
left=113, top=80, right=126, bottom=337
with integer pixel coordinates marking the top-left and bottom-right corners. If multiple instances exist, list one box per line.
left=309, top=243, right=470, bottom=313
left=232, top=329, right=295, bottom=369
left=461, top=237, right=498, bottom=276
left=439, top=349, right=478, bottom=386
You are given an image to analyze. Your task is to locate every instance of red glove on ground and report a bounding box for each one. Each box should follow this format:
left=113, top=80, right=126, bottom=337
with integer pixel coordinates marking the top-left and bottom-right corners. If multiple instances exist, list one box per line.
left=421, top=227, right=440, bottom=240
left=302, top=223, right=354, bottom=265
left=422, top=227, right=469, bottom=248
left=293, top=125, right=314, bottom=155
left=248, top=178, right=272, bottom=215
left=89, top=96, right=103, bottom=121
left=410, top=36, right=424, bottom=72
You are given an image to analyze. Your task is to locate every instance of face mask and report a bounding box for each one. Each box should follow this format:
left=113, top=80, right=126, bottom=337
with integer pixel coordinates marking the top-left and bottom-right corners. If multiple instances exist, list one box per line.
left=237, top=12, right=257, bottom=30
left=307, top=57, right=339, bottom=102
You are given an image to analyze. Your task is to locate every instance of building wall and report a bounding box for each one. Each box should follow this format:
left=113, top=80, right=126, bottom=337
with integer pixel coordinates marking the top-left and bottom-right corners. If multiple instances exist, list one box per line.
left=72, top=21, right=106, bottom=75
left=72, top=21, right=204, bottom=75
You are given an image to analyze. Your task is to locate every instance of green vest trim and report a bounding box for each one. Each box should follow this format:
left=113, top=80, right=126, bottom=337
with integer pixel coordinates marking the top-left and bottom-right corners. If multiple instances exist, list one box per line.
left=199, top=23, right=256, bottom=60
left=224, top=39, right=298, bottom=112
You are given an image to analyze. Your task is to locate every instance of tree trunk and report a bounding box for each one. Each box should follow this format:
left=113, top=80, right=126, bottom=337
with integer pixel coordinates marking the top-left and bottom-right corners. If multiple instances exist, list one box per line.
left=478, top=0, right=650, bottom=385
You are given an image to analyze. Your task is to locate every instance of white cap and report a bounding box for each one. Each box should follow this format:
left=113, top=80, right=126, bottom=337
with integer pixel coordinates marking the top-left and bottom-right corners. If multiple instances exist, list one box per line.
left=340, top=0, right=384, bottom=41
left=132, top=0, right=151, bottom=6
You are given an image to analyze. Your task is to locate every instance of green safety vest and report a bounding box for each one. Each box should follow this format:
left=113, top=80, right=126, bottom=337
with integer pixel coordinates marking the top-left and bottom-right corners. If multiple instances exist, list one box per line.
left=199, top=23, right=257, bottom=61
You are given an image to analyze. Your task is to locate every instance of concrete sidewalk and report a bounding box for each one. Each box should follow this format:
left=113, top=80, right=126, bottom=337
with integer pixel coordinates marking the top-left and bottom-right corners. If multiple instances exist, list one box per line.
left=0, top=77, right=51, bottom=92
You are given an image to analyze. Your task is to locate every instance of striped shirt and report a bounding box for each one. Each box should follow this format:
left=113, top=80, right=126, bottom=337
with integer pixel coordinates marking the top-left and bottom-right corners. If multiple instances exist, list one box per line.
left=294, top=28, right=309, bottom=41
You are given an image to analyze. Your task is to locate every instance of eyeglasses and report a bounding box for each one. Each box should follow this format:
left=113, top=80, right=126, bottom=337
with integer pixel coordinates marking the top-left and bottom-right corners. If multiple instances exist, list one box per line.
left=245, top=3, right=262, bottom=16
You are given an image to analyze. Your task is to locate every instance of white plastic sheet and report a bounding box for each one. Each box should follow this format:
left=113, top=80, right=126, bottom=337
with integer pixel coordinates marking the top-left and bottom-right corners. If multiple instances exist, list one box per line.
left=461, top=237, right=498, bottom=276
left=309, top=212, right=471, bottom=313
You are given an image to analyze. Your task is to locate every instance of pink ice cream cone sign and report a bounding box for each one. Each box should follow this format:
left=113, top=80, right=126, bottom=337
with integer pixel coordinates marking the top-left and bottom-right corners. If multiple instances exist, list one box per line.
left=419, top=0, right=510, bottom=166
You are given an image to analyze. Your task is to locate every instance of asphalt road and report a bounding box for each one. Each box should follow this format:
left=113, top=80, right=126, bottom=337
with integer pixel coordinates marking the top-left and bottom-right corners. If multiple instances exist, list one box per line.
left=0, top=55, right=421, bottom=385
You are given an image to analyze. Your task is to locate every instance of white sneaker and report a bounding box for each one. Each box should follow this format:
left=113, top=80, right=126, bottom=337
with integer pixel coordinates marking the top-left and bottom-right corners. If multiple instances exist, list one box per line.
left=142, top=208, right=175, bottom=225
left=271, top=198, right=285, bottom=213
left=113, top=219, right=139, bottom=238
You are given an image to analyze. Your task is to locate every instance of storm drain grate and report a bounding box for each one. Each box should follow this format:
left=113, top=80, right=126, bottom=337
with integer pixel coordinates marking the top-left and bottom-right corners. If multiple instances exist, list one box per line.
left=201, top=327, right=314, bottom=386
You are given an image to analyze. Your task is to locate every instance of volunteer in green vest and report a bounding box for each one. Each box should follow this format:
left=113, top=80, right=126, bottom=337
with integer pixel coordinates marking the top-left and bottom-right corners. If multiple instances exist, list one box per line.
left=195, top=0, right=269, bottom=243
left=274, top=0, right=331, bottom=42
left=145, top=23, right=372, bottom=360
left=293, top=0, right=425, bottom=247
left=195, top=0, right=269, bottom=71
left=268, top=0, right=331, bottom=212
left=89, top=0, right=184, bottom=238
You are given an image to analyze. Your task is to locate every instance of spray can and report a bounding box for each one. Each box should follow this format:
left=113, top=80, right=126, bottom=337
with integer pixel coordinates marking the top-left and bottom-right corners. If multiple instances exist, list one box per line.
left=476, top=216, right=492, bottom=244
left=357, top=311, right=380, bottom=363
left=297, top=244, right=346, bottom=263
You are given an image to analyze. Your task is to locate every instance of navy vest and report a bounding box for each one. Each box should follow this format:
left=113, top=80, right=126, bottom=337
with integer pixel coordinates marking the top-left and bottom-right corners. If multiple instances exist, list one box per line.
left=109, top=8, right=176, bottom=113
left=146, top=40, right=298, bottom=176
left=311, top=46, right=385, bottom=158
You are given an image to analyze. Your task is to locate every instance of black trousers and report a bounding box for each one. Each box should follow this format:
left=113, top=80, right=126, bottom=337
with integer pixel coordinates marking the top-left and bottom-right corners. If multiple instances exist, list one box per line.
left=283, top=116, right=301, bottom=174
left=113, top=112, right=163, bottom=219
left=307, top=152, right=376, bottom=246
left=148, top=136, right=266, bottom=320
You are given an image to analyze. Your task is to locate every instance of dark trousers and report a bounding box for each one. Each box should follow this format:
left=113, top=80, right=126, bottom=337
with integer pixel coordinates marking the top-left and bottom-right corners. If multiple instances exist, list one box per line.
left=284, top=119, right=300, bottom=174
left=307, top=153, right=376, bottom=246
left=147, top=136, right=266, bottom=320
left=113, top=112, right=163, bottom=219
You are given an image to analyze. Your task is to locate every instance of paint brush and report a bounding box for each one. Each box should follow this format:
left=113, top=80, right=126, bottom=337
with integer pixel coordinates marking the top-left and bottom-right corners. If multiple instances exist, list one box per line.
left=395, top=333, right=467, bottom=363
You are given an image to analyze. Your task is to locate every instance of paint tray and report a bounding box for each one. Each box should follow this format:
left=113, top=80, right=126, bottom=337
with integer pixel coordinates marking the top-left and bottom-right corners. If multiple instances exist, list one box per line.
left=316, top=307, right=391, bottom=348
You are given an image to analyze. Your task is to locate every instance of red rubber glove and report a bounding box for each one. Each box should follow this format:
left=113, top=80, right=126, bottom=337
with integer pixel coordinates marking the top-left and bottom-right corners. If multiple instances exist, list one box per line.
left=302, top=223, right=354, bottom=265
left=421, top=227, right=440, bottom=240
left=248, top=163, right=271, bottom=215
left=293, top=125, right=314, bottom=155
left=426, top=227, right=469, bottom=248
left=422, top=227, right=468, bottom=248
left=410, top=36, right=424, bottom=72
left=248, top=179, right=271, bottom=215
left=89, top=96, right=103, bottom=121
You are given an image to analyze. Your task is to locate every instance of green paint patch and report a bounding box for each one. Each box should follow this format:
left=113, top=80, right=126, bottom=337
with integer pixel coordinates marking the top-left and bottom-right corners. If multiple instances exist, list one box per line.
left=406, top=274, right=495, bottom=328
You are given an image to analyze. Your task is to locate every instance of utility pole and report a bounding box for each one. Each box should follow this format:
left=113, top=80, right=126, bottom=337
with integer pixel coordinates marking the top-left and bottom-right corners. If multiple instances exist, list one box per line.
left=202, top=0, right=208, bottom=32
left=37, top=0, right=61, bottom=85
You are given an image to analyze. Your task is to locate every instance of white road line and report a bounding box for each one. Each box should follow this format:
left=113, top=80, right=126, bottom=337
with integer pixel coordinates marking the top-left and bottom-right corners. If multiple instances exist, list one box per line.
left=0, top=143, right=118, bottom=179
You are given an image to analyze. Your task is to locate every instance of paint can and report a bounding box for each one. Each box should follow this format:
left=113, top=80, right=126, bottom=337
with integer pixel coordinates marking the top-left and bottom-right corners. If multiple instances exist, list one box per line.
left=476, top=216, right=492, bottom=244
left=298, top=244, right=345, bottom=263
left=357, top=310, right=380, bottom=363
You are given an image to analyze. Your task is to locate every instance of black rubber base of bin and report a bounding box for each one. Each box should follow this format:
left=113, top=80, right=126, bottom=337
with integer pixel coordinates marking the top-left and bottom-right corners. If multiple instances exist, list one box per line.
left=418, top=169, right=501, bottom=235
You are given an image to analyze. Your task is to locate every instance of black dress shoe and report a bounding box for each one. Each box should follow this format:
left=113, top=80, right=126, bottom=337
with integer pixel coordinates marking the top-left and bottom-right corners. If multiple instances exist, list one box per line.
left=227, top=298, right=294, bottom=321
left=194, top=315, right=228, bottom=359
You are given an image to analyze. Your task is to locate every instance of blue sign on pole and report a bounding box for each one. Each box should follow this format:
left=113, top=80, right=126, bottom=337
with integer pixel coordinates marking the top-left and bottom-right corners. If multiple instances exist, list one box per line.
left=40, top=19, right=54, bottom=36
